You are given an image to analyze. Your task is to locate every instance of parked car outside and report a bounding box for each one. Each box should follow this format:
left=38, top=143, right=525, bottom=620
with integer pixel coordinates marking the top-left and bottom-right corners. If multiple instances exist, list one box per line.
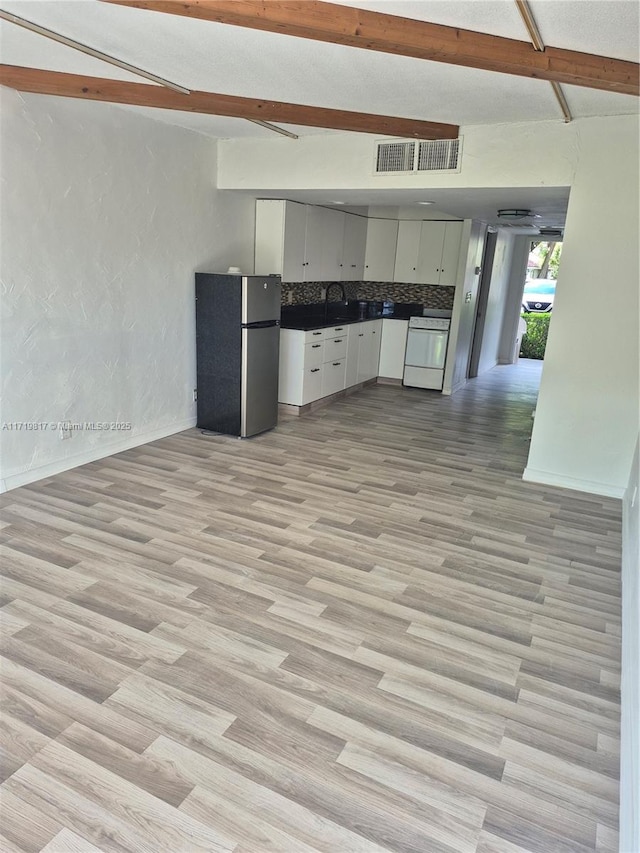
left=522, top=279, right=556, bottom=313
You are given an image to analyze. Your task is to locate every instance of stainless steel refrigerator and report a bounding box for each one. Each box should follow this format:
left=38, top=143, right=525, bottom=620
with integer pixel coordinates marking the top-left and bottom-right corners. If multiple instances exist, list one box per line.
left=195, top=273, right=281, bottom=437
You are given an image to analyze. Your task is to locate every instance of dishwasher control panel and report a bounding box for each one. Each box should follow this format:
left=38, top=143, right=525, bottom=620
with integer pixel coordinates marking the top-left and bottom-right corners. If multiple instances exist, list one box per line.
left=409, top=316, right=451, bottom=331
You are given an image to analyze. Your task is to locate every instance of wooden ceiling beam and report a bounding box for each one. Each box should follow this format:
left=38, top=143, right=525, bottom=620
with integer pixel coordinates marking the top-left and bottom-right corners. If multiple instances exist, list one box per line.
left=102, top=0, right=639, bottom=97
left=0, top=65, right=459, bottom=138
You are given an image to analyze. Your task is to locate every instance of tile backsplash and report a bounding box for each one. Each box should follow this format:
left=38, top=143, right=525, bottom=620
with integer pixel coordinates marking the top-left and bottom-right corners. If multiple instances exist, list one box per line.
left=282, top=281, right=455, bottom=310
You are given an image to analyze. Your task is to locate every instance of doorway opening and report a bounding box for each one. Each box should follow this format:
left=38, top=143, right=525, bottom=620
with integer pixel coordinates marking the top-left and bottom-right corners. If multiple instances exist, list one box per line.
left=520, top=240, right=563, bottom=361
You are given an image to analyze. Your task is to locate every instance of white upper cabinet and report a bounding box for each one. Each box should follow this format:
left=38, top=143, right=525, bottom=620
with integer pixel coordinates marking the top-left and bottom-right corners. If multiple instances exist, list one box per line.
left=438, top=221, right=464, bottom=286
left=256, top=200, right=463, bottom=286
left=364, top=219, right=399, bottom=281
left=342, top=213, right=368, bottom=280
left=394, top=220, right=463, bottom=285
left=393, top=221, right=422, bottom=282
left=255, top=199, right=307, bottom=281
left=256, top=200, right=361, bottom=283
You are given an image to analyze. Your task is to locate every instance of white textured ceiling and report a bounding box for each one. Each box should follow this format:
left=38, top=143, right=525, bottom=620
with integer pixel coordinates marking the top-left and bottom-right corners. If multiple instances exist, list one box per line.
left=0, top=0, right=638, bottom=139
left=0, top=0, right=635, bottom=225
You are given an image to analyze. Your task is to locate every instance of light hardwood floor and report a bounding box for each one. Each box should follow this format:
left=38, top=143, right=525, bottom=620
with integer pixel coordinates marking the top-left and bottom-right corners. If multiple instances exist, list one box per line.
left=0, top=360, right=622, bottom=853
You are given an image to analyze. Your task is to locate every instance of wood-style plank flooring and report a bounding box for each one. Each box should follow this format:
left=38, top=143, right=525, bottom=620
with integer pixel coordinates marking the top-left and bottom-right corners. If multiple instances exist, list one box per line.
left=0, top=360, right=622, bottom=853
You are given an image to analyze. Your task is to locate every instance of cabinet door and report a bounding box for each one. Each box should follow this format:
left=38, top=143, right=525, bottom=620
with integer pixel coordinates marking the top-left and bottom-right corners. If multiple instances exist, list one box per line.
left=342, top=213, right=367, bottom=281
left=394, top=221, right=422, bottom=282
left=356, top=323, right=375, bottom=383
left=305, top=207, right=344, bottom=281
left=369, top=320, right=382, bottom=379
left=303, top=366, right=324, bottom=404
left=439, top=221, right=463, bottom=286
left=378, top=319, right=409, bottom=380
left=282, top=202, right=307, bottom=282
left=416, top=221, right=446, bottom=284
left=364, top=219, right=399, bottom=281
left=345, top=325, right=362, bottom=388
left=321, top=359, right=346, bottom=398
left=320, top=208, right=345, bottom=281
left=302, top=205, right=325, bottom=282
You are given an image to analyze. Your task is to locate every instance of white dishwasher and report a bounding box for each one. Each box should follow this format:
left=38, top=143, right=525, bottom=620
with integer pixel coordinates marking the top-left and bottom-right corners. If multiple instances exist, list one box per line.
left=403, top=316, right=451, bottom=390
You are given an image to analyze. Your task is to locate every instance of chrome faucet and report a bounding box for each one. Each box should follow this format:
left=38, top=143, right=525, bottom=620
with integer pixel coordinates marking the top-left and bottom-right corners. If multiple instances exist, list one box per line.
left=324, top=282, right=347, bottom=323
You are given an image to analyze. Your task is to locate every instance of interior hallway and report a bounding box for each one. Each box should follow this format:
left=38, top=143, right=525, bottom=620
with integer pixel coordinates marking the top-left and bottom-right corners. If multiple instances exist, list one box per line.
left=0, top=359, right=622, bottom=853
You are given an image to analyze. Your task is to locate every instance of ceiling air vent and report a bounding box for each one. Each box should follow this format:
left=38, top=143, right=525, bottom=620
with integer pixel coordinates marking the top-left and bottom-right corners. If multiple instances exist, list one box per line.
left=375, top=141, right=416, bottom=173
left=417, top=138, right=461, bottom=172
left=374, top=138, right=462, bottom=174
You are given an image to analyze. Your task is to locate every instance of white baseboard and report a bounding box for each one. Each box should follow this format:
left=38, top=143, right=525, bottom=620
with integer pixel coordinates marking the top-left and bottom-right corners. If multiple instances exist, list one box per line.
left=0, top=417, right=197, bottom=493
left=522, top=466, right=626, bottom=499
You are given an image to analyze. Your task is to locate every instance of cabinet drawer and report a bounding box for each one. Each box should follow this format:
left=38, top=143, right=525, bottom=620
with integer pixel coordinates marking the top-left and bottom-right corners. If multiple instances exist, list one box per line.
left=303, top=365, right=324, bottom=404
left=302, top=328, right=326, bottom=344
left=323, top=336, right=348, bottom=362
left=325, top=324, right=348, bottom=338
left=321, top=358, right=346, bottom=397
left=303, top=340, right=325, bottom=368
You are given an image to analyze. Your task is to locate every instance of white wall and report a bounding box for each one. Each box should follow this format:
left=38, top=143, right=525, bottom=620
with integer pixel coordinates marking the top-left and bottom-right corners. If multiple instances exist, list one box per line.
left=524, top=116, right=640, bottom=497
left=498, top=236, right=531, bottom=364
left=477, top=229, right=515, bottom=375
left=621, top=437, right=640, bottom=853
left=0, top=89, right=256, bottom=491
left=219, top=119, right=576, bottom=191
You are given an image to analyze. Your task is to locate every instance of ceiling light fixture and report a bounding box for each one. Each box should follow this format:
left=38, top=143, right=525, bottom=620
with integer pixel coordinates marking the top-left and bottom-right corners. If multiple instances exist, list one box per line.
left=417, top=201, right=435, bottom=205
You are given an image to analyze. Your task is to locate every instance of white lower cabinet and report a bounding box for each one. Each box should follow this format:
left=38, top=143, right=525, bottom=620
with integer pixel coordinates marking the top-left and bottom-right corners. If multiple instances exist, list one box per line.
left=279, top=321, right=381, bottom=406
left=303, top=365, right=323, bottom=404
left=345, top=324, right=363, bottom=388
left=322, top=359, right=346, bottom=397
left=378, top=319, right=409, bottom=379
left=357, top=320, right=382, bottom=383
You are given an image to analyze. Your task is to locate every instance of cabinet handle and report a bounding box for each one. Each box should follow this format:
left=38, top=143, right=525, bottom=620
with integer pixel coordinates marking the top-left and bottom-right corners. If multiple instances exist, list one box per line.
left=312, top=344, right=321, bottom=348
left=358, top=333, right=364, bottom=337
left=312, top=332, right=322, bottom=336
left=351, top=264, right=356, bottom=268
left=334, top=327, right=344, bottom=331
left=332, top=362, right=341, bottom=367
left=311, top=368, right=320, bottom=373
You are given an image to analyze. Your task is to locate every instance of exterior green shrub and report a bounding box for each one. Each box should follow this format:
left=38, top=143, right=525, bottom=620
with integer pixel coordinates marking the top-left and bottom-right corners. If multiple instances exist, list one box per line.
left=520, top=313, right=551, bottom=359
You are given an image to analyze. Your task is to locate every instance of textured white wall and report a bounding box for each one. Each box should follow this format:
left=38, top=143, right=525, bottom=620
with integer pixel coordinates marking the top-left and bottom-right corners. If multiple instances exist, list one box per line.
left=524, top=115, right=640, bottom=497
left=498, top=236, right=531, bottom=364
left=621, top=438, right=640, bottom=853
left=0, top=89, right=256, bottom=491
left=477, top=229, right=515, bottom=375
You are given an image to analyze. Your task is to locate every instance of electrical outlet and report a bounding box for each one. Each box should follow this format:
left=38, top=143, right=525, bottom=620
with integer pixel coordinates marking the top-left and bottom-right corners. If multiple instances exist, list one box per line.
left=193, top=389, right=198, bottom=402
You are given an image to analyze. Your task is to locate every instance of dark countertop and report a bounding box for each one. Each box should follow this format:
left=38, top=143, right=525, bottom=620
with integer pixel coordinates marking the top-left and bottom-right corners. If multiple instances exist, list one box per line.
left=280, top=301, right=425, bottom=331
